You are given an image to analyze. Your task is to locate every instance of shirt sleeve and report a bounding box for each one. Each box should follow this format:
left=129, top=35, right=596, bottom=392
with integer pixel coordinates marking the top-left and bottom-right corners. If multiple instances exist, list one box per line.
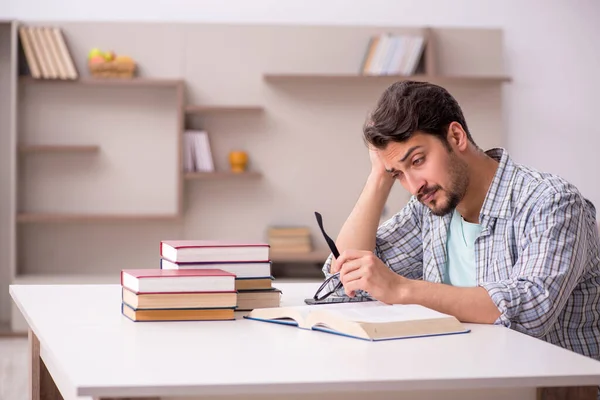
left=320, top=196, right=425, bottom=298
left=480, top=191, right=593, bottom=338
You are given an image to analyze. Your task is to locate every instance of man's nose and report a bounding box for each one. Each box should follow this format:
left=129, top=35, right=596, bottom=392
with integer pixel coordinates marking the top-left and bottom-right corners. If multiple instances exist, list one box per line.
left=405, top=173, right=425, bottom=196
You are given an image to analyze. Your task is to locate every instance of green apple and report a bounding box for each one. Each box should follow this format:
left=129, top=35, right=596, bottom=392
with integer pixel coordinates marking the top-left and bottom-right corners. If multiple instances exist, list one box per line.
left=88, top=48, right=102, bottom=60
left=103, top=51, right=116, bottom=61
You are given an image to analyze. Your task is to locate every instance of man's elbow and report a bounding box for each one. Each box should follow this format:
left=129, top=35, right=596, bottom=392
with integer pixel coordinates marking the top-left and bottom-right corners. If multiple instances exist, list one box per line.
left=512, top=312, right=557, bottom=338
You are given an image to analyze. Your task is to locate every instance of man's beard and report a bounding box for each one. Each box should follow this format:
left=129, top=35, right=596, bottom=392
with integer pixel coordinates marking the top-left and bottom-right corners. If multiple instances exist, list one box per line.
left=418, top=152, right=469, bottom=216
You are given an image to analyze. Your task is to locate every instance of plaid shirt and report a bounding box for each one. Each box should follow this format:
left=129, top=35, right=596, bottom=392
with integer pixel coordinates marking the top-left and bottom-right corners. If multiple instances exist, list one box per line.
left=323, top=148, right=600, bottom=361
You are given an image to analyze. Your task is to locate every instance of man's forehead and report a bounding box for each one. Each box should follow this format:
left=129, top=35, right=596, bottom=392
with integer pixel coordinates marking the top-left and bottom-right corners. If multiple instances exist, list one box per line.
left=381, top=135, right=430, bottom=158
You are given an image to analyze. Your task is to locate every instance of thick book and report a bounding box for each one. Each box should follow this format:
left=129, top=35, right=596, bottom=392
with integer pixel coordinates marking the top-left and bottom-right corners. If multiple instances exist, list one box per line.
left=237, top=288, right=282, bottom=311
left=245, top=301, right=470, bottom=341
left=160, top=240, right=270, bottom=263
left=160, top=258, right=271, bottom=278
left=121, top=269, right=236, bottom=294
left=121, top=303, right=235, bottom=322
left=235, top=277, right=273, bottom=290
left=122, top=287, right=237, bottom=310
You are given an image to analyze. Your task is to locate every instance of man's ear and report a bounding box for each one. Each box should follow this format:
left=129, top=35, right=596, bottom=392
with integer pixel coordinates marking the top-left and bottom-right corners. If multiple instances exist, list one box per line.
left=447, top=122, right=468, bottom=151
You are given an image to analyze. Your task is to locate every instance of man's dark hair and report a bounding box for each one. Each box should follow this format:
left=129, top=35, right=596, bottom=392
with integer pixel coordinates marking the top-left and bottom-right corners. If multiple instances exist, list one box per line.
left=363, top=81, right=475, bottom=149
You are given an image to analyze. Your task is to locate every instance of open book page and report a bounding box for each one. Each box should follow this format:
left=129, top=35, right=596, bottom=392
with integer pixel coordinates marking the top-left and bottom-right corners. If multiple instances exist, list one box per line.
left=320, top=302, right=454, bottom=323
left=245, top=305, right=313, bottom=327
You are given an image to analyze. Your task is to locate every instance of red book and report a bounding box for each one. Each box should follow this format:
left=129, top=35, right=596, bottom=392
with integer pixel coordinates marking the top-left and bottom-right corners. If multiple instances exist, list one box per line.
left=121, top=268, right=236, bottom=294
left=160, top=240, right=270, bottom=263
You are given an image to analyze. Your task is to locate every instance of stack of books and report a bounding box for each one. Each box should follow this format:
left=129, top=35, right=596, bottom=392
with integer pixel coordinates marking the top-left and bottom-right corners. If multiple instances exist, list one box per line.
left=120, top=268, right=237, bottom=322
left=267, top=226, right=312, bottom=254
left=159, top=240, right=281, bottom=311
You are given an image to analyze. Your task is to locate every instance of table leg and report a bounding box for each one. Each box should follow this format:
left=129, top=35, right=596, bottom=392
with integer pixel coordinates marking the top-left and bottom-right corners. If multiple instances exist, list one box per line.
left=538, top=386, right=598, bottom=400
left=29, top=329, right=63, bottom=400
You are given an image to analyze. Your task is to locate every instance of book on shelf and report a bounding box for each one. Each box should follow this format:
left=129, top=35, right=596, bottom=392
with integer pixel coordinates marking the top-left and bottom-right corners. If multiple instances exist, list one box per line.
left=267, top=225, right=313, bottom=253
left=245, top=301, right=470, bottom=341
left=160, top=258, right=272, bottom=278
left=361, top=33, right=425, bottom=76
left=121, top=268, right=236, bottom=294
left=18, top=25, right=78, bottom=80
left=184, top=130, right=214, bottom=173
left=160, top=240, right=270, bottom=263
left=121, top=303, right=235, bottom=322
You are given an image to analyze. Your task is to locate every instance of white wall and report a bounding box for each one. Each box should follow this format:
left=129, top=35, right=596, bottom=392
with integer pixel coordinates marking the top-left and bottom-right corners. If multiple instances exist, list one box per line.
left=3, top=0, right=600, bottom=212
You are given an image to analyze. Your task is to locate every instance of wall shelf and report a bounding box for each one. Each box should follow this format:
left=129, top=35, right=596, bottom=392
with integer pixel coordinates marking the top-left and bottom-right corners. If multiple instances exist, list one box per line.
left=185, top=171, right=262, bottom=180
left=19, top=76, right=184, bottom=87
left=185, top=105, right=264, bottom=114
left=18, top=145, right=100, bottom=154
left=263, top=73, right=511, bottom=84
left=16, top=213, right=180, bottom=223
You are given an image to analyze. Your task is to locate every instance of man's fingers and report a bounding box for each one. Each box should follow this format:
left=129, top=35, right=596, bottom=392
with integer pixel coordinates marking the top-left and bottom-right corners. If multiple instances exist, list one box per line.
left=336, top=249, right=371, bottom=269
left=344, top=278, right=363, bottom=298
left=339, top=258, right=362, bottom=277
left=341, top=266, right=363, bottom=286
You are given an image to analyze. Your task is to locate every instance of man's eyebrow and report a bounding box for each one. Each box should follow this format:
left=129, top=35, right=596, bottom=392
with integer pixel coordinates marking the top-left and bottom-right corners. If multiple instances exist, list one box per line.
left=399, top=146, right=423, bottom=162
left=384, top=146, right=424, bottom=174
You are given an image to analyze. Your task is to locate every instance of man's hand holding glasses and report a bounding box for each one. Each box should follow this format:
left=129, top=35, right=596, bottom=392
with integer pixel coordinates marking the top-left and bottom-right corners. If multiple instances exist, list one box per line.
left=313, top=212, right=409, bottom=305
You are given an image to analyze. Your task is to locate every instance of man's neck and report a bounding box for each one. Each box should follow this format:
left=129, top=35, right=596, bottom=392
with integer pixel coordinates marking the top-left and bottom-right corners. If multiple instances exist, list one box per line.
left=456, top=151, right=499, bottom=224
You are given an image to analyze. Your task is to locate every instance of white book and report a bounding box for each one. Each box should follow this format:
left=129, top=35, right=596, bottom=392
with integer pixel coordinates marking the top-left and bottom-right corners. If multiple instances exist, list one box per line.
left=183, top=132, right=195, bottom=172
left=188, top=130, right=214, bottom=172
left=198, top=131, right=215, bottom=172
left=387, top=36, right=405, bottom=75
left=246, top=301, right=470, bottom=341
left=160, top=258, right=272, bottom=279
left=405, top=36, right=425, bottom=76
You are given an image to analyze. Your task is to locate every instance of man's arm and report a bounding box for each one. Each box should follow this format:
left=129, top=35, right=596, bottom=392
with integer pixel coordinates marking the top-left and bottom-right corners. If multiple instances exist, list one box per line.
left=339, top=191, right=593, bottom=329
left=477, top=192, right=593, bottom=337
left=331, top=149, right=395, bottom=269
left=402, top=281, right=501, bottom=323
left=337, top=249, right=499, bottom=322
left=322, top=196, right=425, bottom=297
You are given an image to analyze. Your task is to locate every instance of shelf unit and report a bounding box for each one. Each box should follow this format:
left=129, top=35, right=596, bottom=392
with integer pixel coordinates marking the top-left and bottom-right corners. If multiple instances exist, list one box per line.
left=262, top=73, right=511, bottom=84
left=185, top=105, right=264, bottom=114
left=185, top=171, right=262, bottom=180
left=18, top=144, right=100, bottom=154
left=16, top=213, right=180, bottom=223
left=1, top=21, right=510, bottom=332
left=19, top=75, right=184, bottom=87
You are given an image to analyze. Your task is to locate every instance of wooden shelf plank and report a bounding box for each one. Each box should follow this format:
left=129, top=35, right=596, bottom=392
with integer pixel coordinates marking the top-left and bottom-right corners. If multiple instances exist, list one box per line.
left=12, top=273, right=119, bottom=285
left=185, top=171, right=262, bottom=180
left=18, top=145, right=100, bottom=154
left=263, top=73, right=511, bottom=84
left=16, top=213, right=180, bottom=223
left=185, top=105, right=264, bottom=114
left=19, top=76, right=184, bottom=87
left=270, top=250, right=331, bottom=263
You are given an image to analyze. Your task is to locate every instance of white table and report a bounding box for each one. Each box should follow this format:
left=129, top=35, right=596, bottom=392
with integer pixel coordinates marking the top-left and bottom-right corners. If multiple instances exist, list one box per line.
left=9, top=282, right=600, bottom=400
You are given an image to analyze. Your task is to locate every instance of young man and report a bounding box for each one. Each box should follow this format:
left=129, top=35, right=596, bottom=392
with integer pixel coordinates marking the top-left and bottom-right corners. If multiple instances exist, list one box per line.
left=321, top=80, right=600, bottom=362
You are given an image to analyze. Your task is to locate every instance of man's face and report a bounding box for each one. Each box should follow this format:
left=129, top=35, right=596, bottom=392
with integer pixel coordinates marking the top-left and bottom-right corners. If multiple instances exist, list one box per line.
left=378, top=133, right=469, bottom=216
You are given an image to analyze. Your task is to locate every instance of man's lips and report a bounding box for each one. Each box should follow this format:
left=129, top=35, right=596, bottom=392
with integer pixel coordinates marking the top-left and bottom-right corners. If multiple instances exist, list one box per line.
left=420, top=189, right=437, bottom=203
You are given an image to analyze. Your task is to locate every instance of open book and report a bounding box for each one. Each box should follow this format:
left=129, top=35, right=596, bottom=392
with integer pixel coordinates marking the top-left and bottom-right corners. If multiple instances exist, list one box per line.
left=245, top=301, right=470, bottom=341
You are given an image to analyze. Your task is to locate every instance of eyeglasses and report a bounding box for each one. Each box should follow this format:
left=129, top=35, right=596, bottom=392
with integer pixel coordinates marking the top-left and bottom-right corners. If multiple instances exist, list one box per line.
left=312, top=212, right=343, bottom=301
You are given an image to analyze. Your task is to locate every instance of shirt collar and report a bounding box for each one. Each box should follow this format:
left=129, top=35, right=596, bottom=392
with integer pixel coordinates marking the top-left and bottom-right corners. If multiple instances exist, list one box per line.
left=479, top=148, right=515, bottom=220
